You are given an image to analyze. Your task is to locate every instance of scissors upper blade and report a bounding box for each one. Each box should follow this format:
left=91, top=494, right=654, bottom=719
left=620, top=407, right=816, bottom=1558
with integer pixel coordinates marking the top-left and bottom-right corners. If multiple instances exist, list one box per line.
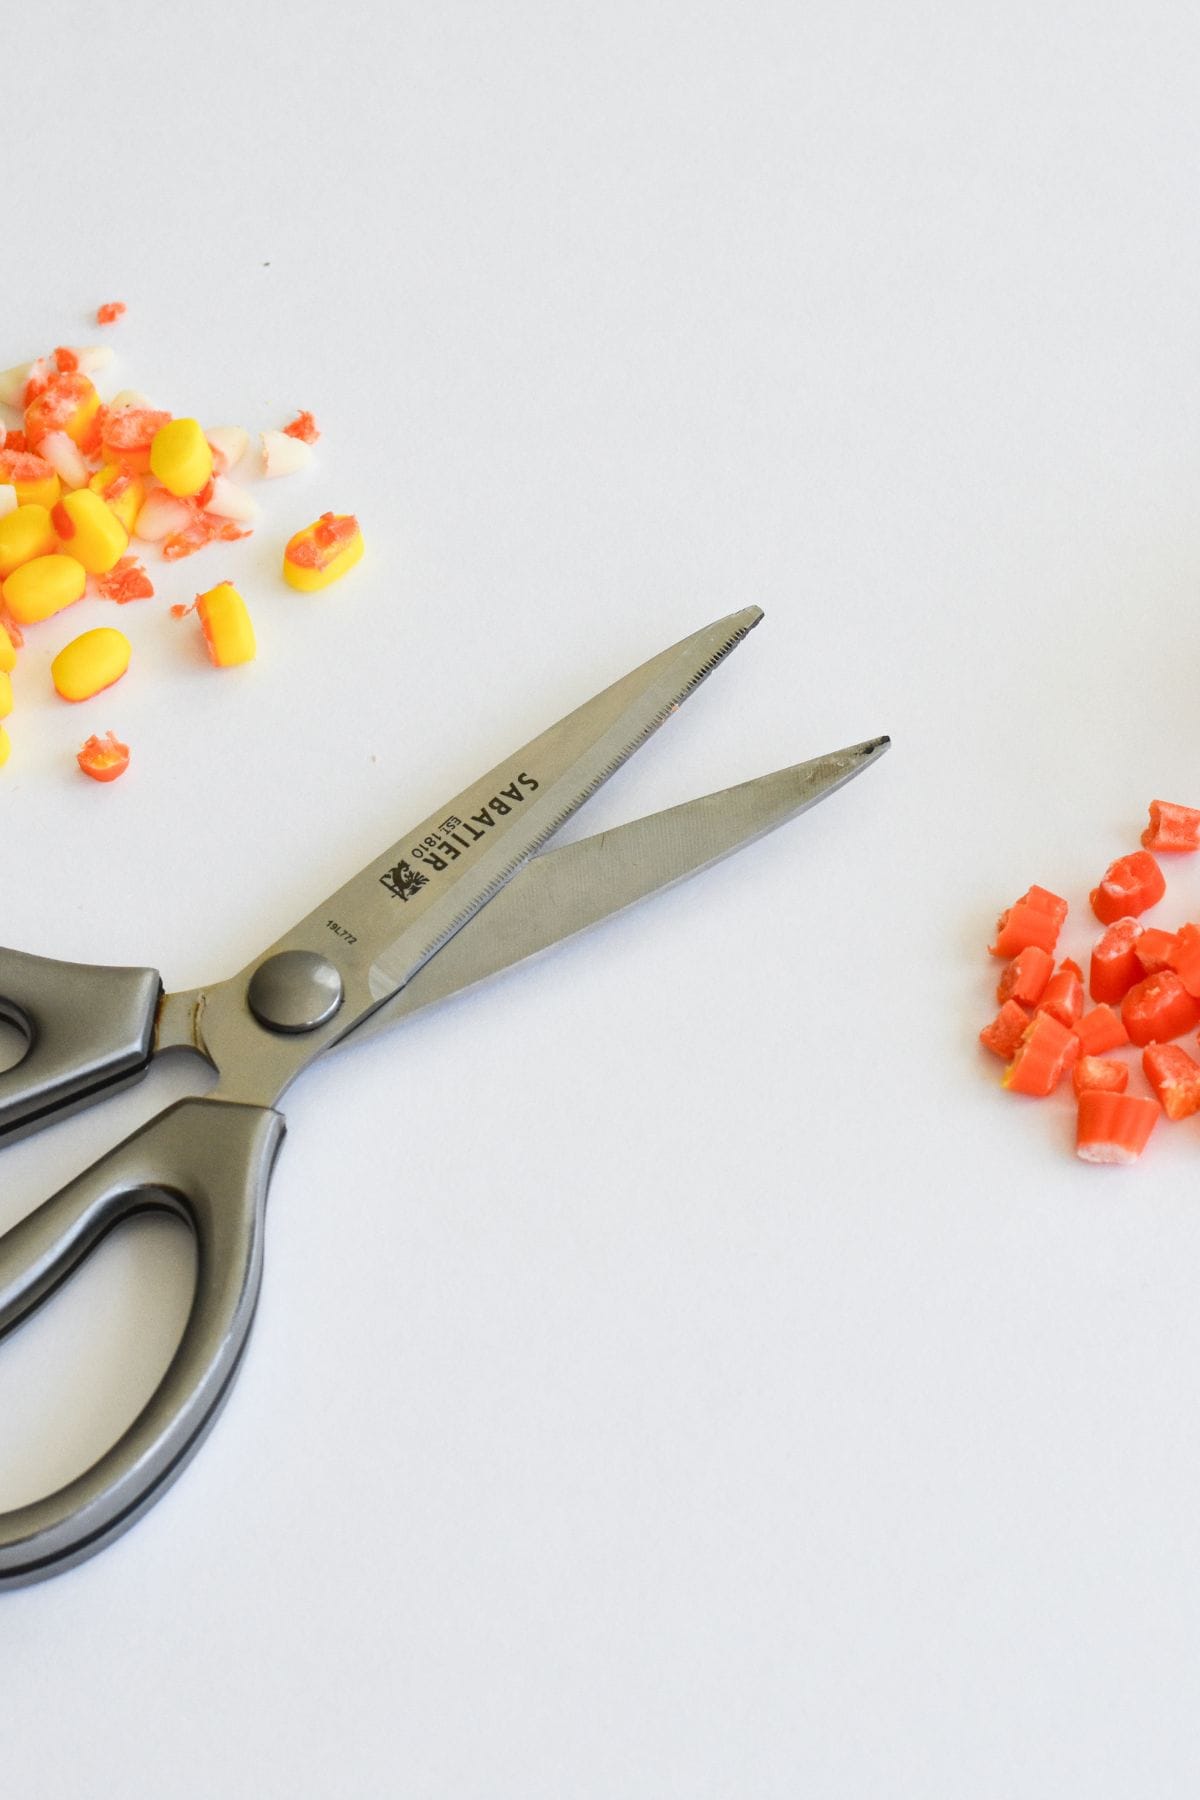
left=192, top=608, right=761, bottom=1104
left=360, top=605, right=763, bottom=1001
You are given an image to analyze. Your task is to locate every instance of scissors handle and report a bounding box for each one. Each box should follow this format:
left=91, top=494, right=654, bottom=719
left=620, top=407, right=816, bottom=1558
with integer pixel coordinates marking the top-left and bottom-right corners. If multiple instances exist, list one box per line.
left=0, top=945, right=161, bottom=1144
left=0, top=1097, right=285, bottom=1588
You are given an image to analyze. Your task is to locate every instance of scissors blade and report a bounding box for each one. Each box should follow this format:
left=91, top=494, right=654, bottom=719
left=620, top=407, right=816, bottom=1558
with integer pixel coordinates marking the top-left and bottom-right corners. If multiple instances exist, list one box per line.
left=356, top=605, right=762, bottom=1001
left=342, top=735, right=890, bottom=1044
left=189, top=609, right=762, bottom=1100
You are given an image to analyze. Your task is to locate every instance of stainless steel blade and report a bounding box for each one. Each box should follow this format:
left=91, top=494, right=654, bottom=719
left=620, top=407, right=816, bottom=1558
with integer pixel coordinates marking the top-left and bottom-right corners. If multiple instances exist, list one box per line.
left=341, top=735, right=890, bottom=1044
left=190, top=608, right=762, bottom=1105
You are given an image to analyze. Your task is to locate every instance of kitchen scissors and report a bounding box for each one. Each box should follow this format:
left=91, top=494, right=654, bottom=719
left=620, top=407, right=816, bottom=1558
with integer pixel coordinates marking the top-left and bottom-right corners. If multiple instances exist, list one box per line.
left=0, top=607, right=888, bottom=1587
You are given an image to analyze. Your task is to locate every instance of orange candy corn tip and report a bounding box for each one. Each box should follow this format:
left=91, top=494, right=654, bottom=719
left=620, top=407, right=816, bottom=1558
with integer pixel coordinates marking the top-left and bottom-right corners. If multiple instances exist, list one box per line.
left=1089, top=850, right=1165, bottom=925
left=76, top=731, right=129, bottom=782
left=1121, top=971, right=1200, bottom=1047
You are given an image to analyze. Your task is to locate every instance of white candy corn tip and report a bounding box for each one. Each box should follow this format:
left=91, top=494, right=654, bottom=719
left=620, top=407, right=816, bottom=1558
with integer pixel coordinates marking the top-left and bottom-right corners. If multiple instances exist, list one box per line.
left=205, top=475, right=258, bottom=522
left=39, top=431, right=90, bottom=489
left=0, top=485, right=17, bottom=521
left=0, top=362, right=33, bottom=409
left=207, top=426, right=248, bottom=474
left=73, top=345, right=115, bottom=377
left=260, top=430, right=312, bottom=478
left=109, top=388, right=150, bottom=413
left=133, top=490, right=193, bottom=542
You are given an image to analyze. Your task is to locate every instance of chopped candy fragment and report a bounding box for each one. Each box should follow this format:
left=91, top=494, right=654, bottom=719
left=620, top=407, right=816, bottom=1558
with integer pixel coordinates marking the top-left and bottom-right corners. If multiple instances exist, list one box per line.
left=1076, top=1090, right=1159, bottom=1163
left=1120, top=970, right=1200, bottom=1047
left=1003, top=1010, right=1076, bottom=1096
left=96, top=301, right=126, bottom=325
left=161, top=515, right=250, bottom=561
left=1039, top=958, right=1085, bottom=1028
left=0, top=723, right=9, bottom=767
left=1090, top=850, right=1166, bottom=925
left=996, top=944, right=1054, bottom=1007
left=22, top=358, right=51, bottom=406
left=979, top=1000, right=1031, bottom=1061
left=282, top=511, right=363, bottom=591
left=1168, top=923, right=1200, bottom=997
left=101, top=406, right=172, bottom=474
left=76, top=730, right=129, bottom=782
left=1089, top=916, right=1143, bottom=1002
left=989, top=891, right=1065, bottom=959
left=1073, top=1056, right=1129, bottom=1097
left=0, top=669, right=11, bottom=718
left=89, top=465, right=144, bottom=535
left=1143, top=1043, right=1200, bottom=1120
left=95, top=556, right=154, bottom=603
left=24, top=371, right=101, bottom=451
left=0, top=449, right=60, bottom=510
left=1141, top=803, right=1200, bottom=853
left=0, top=620, right=15, bottom=672
left=282, top=410, right=320, bottom=444
left=1073, top=1004, right=1128, bottom=1056
left=1134, top=927, right=1178, bottom=977
left=0, top=487, right=16, bottom=523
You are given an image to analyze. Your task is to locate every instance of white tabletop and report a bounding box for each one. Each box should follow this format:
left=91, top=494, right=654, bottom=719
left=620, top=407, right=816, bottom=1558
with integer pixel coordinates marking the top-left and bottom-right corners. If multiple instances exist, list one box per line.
left=5, top=4, right=1200, bottom=1795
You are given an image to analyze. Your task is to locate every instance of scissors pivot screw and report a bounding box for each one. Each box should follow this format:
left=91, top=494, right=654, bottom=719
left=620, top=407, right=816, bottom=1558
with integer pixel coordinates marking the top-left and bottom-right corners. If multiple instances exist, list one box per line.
left=246, top=949, right=345, bottom=1034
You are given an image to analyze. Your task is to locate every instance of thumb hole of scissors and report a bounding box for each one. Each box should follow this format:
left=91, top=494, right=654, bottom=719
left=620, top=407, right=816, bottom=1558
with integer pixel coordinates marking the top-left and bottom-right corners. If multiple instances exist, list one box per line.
left=0, top=1212, right=196, bottom=1512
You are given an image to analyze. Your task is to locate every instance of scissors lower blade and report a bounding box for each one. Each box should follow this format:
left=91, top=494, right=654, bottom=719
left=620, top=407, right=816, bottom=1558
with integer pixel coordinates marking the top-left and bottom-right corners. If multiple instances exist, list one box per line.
left=343, top=736, right=890, bottom=1042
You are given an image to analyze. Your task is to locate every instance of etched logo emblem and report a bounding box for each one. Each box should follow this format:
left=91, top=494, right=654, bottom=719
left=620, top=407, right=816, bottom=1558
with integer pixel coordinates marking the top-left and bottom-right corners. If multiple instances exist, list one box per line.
left=380, top=859, right=429, bottom=902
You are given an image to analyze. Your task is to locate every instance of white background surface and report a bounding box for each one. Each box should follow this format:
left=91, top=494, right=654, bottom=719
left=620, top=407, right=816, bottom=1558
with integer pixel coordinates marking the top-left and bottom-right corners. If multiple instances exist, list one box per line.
left=5, top=2, right=1200, bottom=1794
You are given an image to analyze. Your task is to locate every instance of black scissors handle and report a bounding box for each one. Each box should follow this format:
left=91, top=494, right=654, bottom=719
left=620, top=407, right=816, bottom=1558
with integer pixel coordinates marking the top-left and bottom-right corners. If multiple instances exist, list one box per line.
left=0, top=945, right=161, bottom=1143
left=0, top=1096, right=284, bottom=1588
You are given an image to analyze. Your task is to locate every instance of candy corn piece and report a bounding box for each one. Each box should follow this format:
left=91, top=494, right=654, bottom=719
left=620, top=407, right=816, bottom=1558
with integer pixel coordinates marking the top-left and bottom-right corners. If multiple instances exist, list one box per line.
left=282, top=512, right=363, bottom=592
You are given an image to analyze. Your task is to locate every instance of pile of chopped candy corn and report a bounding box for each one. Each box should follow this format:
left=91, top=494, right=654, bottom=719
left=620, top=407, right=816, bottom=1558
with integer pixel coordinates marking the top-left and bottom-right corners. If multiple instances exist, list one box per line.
left=0, top=302, right=363, bottom=780
left=980, top=801, right=1200, bottom=1163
